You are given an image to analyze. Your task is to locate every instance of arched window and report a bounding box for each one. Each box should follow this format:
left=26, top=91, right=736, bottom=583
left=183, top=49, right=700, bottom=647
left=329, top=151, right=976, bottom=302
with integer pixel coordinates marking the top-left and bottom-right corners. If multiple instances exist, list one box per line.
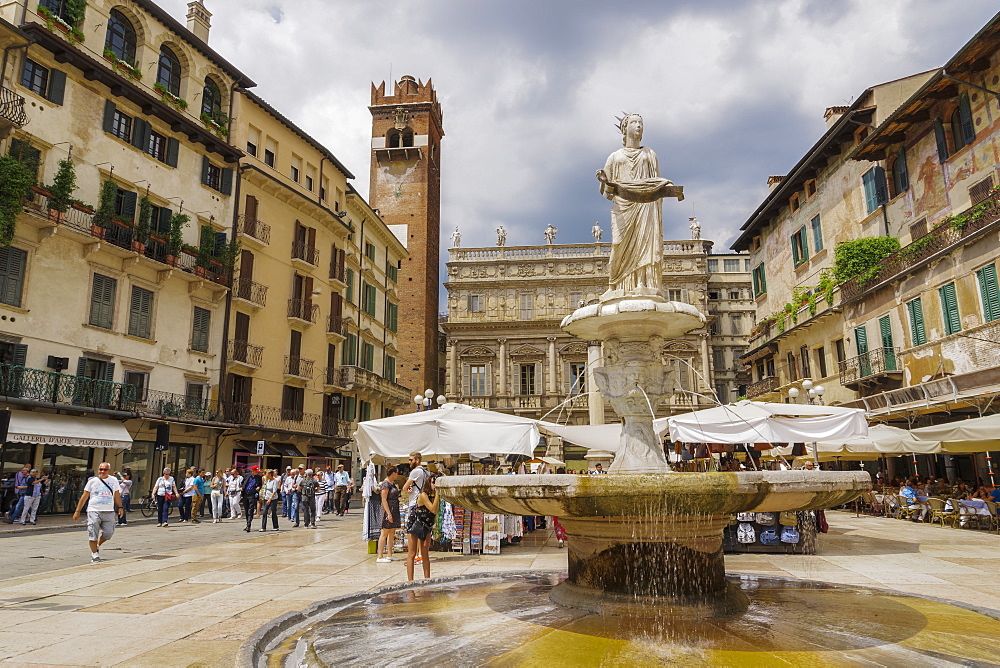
left=387, top=130, right=401, bottom=148
left=156, top=46, right=181, bottom=96
left=951, top=94, right=975, bottom=152
left=401, top=130, right=414, bottom=147
left=105, top=9, right=136, bottom=63
left=890, top=147, right=909, bottom=197
left=201, top=77, right=222, bottom=118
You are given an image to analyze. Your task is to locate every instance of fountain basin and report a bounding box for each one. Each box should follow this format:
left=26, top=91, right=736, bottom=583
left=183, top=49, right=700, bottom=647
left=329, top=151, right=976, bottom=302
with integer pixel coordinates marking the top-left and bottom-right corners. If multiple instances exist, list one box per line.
left=437, top=471, right=870, bottom=617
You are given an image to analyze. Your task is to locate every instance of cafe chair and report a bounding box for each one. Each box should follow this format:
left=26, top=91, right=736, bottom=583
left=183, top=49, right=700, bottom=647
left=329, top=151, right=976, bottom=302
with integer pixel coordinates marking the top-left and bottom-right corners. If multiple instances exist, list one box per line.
left=926, top=497, right=952, bottom=528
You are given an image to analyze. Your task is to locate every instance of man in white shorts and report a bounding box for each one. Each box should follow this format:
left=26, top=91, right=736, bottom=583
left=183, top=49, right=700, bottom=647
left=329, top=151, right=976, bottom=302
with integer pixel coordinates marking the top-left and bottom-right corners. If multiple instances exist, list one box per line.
left=72, top=462, right=124, bottom=563
left=227, top=468, right=243, bottom=518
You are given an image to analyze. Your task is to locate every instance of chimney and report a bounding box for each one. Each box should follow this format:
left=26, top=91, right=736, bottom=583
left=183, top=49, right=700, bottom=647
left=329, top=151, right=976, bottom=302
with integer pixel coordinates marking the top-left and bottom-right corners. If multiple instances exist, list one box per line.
left=186, top=1, right=211, bottom=42
left=767, top=175, right=785, bottom=190
left=824, top=105, right=849, bottom=129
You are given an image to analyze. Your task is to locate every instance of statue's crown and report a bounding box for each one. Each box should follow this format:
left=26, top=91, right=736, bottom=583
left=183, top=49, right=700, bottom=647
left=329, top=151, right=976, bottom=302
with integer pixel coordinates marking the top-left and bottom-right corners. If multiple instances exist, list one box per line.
left=615, top=112, right=639, bottom=134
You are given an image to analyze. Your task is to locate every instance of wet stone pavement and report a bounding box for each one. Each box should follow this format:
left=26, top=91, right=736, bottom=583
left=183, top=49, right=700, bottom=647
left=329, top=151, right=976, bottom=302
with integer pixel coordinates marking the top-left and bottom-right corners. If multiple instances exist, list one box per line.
left=0, top=510, right=997, bottom=666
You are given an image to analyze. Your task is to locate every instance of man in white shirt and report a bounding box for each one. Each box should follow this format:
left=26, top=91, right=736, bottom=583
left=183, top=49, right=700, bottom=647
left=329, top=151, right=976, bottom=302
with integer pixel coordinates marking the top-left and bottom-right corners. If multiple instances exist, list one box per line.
left=72, top=462, right=123, bottom=563
left=323, top=467, right=337, bottom=513
left=227, top=469, right=244, bottom=518
left=332, top=464, right=353, bottom=515
left=401, top=452, right=428, bottom=508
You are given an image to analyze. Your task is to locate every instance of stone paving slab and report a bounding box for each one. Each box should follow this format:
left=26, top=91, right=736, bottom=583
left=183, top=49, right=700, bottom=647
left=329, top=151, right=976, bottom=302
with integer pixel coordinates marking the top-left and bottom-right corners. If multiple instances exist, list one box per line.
left=0, top=511, right=996, bottom=665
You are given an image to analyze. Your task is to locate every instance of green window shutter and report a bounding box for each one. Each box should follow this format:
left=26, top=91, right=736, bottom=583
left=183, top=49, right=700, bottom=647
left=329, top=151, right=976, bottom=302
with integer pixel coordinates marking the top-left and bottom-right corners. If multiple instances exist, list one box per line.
left=10, top=343, right=27, bottom=368
left=907, top=298, right=927, bottom=346
left=798, top=226, right=808, bottom=260
left=977, top=264, right=1000, bottom=322
left=959, top=94, right=976, bottom=145
left=896, top=147, right=909, bottom=192
left=878, top=315, right=893, bottom=349
left=0, top=246, right=26, bottom=307
left=939, top=282, right=961, bottom=335
left=130, top=118, right=150, bottom=150
left=119, top=189, right=138, bottom=221
left=220, top=167, right=233, bottom=195
left=103, top=362, right=115, bottom=383
left=128, top=285, right=153, bottom=338
left=102, top=99, right=116, bottom=134
left=789, top=232, right=799, bottom=265
left=811, top=215, right=823, bottom=252
left=873, top=166, right=888, bottom=206
left=862, top=169, right=878, bottom=214
left=46, top=68, right=66, bottom=105
left=75, top=357, right=87, bottom=378
left=933, top=118, right=949, bottom=162
left=200, top=155, right=210, bottom=185
left=155, top=207, right=172, bottom=237
left=89, top=274, right=116, bottom=328
left=191, top=306, right=211, bottom=352
left=360, top=280, right=367, bottom=312
left=854, top=326, right=868, bottom=355
left=345, top=268, right=354, bottom=303
left=165, top=137, right=179, bottom=167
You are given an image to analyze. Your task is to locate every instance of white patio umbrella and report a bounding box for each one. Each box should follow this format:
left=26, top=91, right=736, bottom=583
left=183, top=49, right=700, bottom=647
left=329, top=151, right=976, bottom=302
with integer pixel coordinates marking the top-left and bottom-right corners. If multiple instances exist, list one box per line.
left=354, top=403, right=540, bottom=462
left=766, top=425, right=934, bottom=461
left=909, top=413, right=1000, bottom=453
left=666, top=400, right=868, bottom=445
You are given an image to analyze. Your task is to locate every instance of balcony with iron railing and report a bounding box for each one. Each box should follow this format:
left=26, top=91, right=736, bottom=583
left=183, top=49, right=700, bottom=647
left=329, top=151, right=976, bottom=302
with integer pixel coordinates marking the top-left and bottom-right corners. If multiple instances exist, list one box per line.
left=839, top=347, right=900, bottom=388
left=140, top=389, right=224, bottom=422
left=225, top=401, right=324, bottom=434
left=327, top=314, right=347, bottom=338
left=321, top=366, right=342, bottom=387
left=337, top=365, right=411, bottom=405
left=0, top=85, right=29, bottom=128
left=841, top=192, right=1000, bottom=303
left=232, top=277, right=268, bottom=308
left=236, top=214, right=271, bottom=245
left=287, top=298, right=319, bottom=323
left=228, top=339, right=263, bottom=368
left=0, top=363, right=136, bottom=412
left=746, top=376, right=779, bottom=399
left=291, top=241, right=319, bottom=266
left=284, top=355, right=315, bottom=380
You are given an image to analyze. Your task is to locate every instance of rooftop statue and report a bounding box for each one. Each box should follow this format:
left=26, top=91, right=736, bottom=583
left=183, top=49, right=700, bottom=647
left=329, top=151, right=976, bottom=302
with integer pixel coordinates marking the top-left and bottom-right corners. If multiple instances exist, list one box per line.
left=596, top=114, right=683, bottom=296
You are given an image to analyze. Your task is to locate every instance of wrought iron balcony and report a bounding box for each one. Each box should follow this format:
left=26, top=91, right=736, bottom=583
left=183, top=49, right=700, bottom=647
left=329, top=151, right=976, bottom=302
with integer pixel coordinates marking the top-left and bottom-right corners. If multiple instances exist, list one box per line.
left=224, top=402, right=324, bottom=434
left=236, top=214, right=271, bottom=245
left=232, top=277, right=268, bottom=308
left=321, top=366, right=341, bottom=387
left=0, top=363, right=135, bottom=411
left=287, top=298, right=319, bottom=323
left=321, top=416, right=352, bottom=438
left=839, top=347, right=900, bottom=388
left=327, top=314, right=347, bottom=337
left=291, top=241, right=319, bottom=266
left=140, top=389, right=224, bottom=422
left=0, top=86, right=28, bottom=128
left=284, top=355, right=315, bottom=379
left=228, top=339, right=263, bottom=368
left=746, top=376, right=779, bottom=399
left=841, top=192, right=1000, bottom=303
left=337, top=365, right=411, bottom=405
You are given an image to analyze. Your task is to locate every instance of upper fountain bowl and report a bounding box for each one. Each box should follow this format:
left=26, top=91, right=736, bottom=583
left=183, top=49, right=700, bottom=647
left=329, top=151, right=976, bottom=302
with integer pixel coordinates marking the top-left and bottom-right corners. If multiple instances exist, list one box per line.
left=436, top=470, right=871, bottom=518
left=560, top=297, right=705, bottom=341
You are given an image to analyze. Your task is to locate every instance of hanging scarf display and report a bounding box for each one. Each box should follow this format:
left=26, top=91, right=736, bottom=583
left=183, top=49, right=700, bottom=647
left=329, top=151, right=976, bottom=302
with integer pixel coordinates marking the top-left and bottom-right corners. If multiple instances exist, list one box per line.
left=440, top=501, right=457, bottom=541
left=361, top=463, right=382, bottom=542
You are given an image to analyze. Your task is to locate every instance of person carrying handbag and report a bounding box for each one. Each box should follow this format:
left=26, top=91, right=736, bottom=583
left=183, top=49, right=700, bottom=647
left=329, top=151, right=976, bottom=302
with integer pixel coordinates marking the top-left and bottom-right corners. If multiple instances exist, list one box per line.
left=405, top=473, right=438, bottom=581
left=152, top=467, right=178, bottom=527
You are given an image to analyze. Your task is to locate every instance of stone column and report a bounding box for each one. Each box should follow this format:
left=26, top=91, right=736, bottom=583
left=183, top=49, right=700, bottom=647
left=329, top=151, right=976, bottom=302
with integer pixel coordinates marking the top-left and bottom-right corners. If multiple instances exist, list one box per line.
left=448, top=340, right=458, bottom=395
left=587, top=342, right=604, bottom=426
left=497, top=338, right=508, bottom=395
left=547, top=336, right=558, bottom=395
left=699, top=332, right=712, bottom=394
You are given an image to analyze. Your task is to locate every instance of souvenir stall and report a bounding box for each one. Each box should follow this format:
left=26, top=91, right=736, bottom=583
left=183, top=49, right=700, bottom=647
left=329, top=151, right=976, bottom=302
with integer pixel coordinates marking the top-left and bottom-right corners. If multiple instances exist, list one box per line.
left=667, top=401, right=869, bottom=555
left=354, top=404, right=539, bottom=556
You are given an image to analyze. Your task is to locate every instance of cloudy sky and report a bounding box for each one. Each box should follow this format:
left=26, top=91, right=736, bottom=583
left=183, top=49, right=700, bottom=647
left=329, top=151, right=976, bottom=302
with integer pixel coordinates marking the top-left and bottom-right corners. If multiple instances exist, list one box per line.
left=165, top=0, right=997, bottom=252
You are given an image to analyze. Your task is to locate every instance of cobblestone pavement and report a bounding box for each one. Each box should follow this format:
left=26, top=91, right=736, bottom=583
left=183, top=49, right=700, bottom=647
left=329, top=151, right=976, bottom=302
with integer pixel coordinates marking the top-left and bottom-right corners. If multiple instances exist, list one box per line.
left=0, top=510, right=996, bottom=666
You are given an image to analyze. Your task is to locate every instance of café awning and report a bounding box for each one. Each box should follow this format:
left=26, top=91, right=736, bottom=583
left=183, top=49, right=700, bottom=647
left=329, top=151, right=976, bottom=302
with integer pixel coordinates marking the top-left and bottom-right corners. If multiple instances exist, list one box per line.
left=6, top=410, right=133, bottom=449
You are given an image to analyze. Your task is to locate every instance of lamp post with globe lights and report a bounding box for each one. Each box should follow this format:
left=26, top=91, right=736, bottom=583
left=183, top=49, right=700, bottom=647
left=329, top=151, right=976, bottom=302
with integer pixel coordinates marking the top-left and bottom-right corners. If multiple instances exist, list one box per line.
left=786, top=380, right=827, bottom=468
left=413, top=388, right=448, bottom=412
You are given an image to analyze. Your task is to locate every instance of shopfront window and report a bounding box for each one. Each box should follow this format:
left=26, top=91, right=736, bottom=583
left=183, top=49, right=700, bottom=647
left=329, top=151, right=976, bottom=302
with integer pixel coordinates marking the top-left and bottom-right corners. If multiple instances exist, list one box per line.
left=122, top=441, right=151, bottom=497
left=42, top=444, right=92, bottom=514
left=1, top=442, right=35, bottom=514
left=164, top=444, right=196, bottom=479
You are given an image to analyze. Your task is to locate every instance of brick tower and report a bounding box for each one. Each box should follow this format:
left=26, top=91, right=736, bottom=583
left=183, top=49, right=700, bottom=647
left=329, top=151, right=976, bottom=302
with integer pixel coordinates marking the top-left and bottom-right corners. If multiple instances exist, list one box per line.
left=369, top=75, right=444, bottom=400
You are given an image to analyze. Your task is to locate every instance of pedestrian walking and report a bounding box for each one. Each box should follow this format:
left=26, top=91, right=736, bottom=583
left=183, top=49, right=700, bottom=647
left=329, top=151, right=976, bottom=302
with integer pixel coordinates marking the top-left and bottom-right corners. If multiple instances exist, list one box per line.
left=299, top=469, right=318, bottom=528
left=289, top=464, right=305, bottom=526
left=116, top=470, right=132, bottom=525
left=4, top=464, right=30, bottom=523
left=323, top=467, right=336, bottom=513
left=179, top=468, right=197, bottom=522
left=315, top=471, right=328, bottom=521
left=333, top=464, right=352, bottom=515
left=376, top=465, right=401, bottom=563
left=188, top=469, right=205, bottom=523
left=260, top=469, right=280, bottom=531
left=241, top=466, right=261, bottom=532
left=280, top=465, right=292, bottom=517
left=152, top=467, right=178, bottom=527
left=197, top=469, right=211, bottom=518
left=18, top=469, right=46, bottom=525
left=228, top=468, right=243, bottom=519
left=210, top=469, right=225, bottom=522
left=72, top=462, right=124, bottom=563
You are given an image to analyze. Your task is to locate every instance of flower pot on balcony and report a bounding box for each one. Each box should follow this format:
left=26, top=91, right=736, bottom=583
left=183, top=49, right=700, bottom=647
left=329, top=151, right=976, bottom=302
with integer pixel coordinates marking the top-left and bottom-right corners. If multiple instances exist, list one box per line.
left=132, top=241, right=146, bottom=254
left=194, top=266, right=207, bottom=278
left=90, top=224, right=106, bottom=239
left=47, top=208, right=63, bottom=222
left=165, top=254, right=179, bottom=267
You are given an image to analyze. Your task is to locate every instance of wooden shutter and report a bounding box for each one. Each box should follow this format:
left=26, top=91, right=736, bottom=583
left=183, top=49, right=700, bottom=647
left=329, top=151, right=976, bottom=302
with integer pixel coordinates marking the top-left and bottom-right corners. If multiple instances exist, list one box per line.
left=165, top=137, right=179, bottom=167
left=878, top=315, right=893, bottom=349
left=239, top=249, right=254, bottom=280
left=789, top=231, right=800, bottom=265
left=234, top=311, right=250, bottom=341
left=119, top=189, right=137, bottom=221
left=245, top=194, right=258, bottom=221
left=0, top=246, right=26, bottom=307
left=102, top=100, right=116, bottom=133
left=960, top=94, right=976, bottom=145
left=200, top=156, right=210, bottom=186
left=854, top=326, right=868, bottom=355
left=360, top=280, right=367, bottom=312
left=303, top=276, right=313, bottom=314
left=307, top=227, right=316, bottom=251
left=873, top=166, right=888, bottom=208
left=128, top=286, right=152, bottom=338
left=289, top=329, right=301, bottom=358
left=462, top=364, right=470, bottom=395
left=933, top=118, right=949, bottom=162
left=103, top=362, right=115, bottom=382
left=939, top=283, right=961, bottom=335
left=90, top=274, right=115, bottom=328
left=76, top=357, right=87, bottom=378
left=11, top=343, right=27, bottom=367
left=811, top=216, right=823, bottom=252
left=192, top=306, right=210, bottom=352
left=978, top=264, right=1000, bottom=323
left=345, top=268, right=354, bottom=303
left=896, top=147, right=909, bottom=192
left=46, top=68, right=66, bottom=105
left=330, top=292, right=342, bottom=319
left=130, top=117, right=150, bottom=150
left=220, top=167, right=233, bottom=195
left=907, top=299, right=927, bottom=346
left=155, top=207, right=172, bottom=237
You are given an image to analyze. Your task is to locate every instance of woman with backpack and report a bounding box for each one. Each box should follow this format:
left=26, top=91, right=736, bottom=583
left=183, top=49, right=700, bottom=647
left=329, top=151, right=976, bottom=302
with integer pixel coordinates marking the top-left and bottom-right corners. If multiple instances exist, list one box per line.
left=152, top=467, right=178, bottom=527
left=405, top=474, right=438, bottom=581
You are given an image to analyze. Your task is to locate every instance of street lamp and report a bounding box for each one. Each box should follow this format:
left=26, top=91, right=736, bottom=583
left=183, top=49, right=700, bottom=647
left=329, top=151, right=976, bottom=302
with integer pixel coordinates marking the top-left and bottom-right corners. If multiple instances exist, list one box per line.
left=786, top=380, right=827, bottom=468
left=414, top=388, right=448, bottom=412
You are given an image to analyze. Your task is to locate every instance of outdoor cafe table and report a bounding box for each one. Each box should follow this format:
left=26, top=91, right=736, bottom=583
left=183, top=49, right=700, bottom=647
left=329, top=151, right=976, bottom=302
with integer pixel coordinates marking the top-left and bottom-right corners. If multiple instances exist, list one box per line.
left=945, top=498, right=991, bottom=519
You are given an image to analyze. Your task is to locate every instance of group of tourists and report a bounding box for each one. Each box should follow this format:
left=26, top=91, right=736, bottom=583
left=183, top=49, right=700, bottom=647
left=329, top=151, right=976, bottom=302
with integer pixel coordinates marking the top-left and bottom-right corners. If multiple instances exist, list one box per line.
left=149, top=464, right=355, bottom=531
left=374, top=452, right=439, bottom=581
left=895, top=474, right=1000, bottom=522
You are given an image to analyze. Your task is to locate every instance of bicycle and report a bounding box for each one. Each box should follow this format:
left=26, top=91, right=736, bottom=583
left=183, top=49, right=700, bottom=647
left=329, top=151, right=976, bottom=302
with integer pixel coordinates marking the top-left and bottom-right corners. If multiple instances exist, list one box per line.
left=139, top=495, right=173, bottom=518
